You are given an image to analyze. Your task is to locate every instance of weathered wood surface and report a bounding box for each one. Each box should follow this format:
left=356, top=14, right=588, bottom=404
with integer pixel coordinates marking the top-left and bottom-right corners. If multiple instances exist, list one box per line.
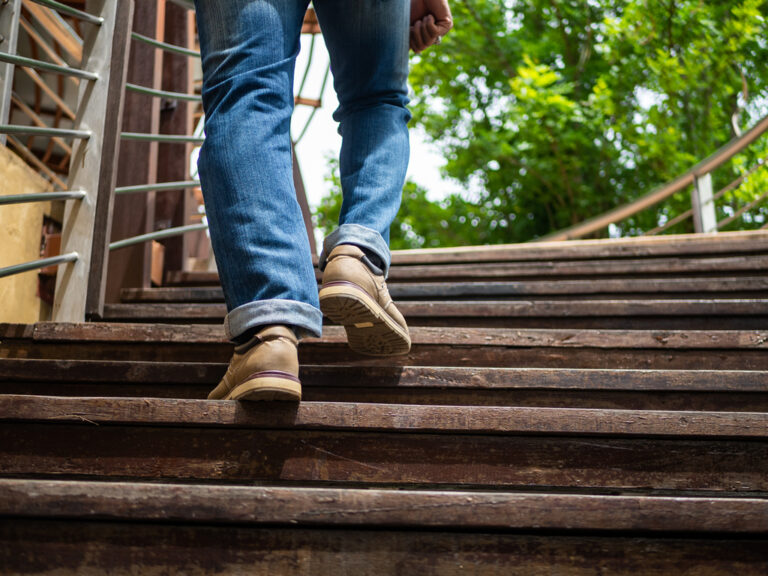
left=3, top=324, right=768, bottom=369
left=3, top=421, right=767, bottom=490
left=3, top=521, right=767, bottom=576
left=389, top=230, right=768, bottom=264
left=10, top=322, right=767, bottom=349
left=2, top=480, right=767, bottom=533
left=121, top=276, right=768, bottom=303
left=100, top=300, right=768, bottom=323
left=3, top=359, right=766, bottom=389
left=2, top=360, right=767, bottom=409
left=2, top=395, right=767, bottom=437
left=166, top=254, right=768, bottom=286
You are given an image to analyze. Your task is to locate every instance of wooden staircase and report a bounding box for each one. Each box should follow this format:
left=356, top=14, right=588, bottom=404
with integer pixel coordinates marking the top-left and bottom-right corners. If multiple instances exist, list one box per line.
left=1, top=230, right=768, bottom=574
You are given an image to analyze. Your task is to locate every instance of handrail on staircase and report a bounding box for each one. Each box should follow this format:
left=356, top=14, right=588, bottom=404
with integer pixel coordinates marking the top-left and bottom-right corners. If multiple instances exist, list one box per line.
left=0, top=0, right=134, bottom=323
left=539, top=113, right=768, bottom=242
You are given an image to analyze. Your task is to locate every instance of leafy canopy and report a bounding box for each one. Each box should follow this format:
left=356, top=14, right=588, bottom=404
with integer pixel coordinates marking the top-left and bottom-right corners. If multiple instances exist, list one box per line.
left=316, top=0, right=768, bottom=246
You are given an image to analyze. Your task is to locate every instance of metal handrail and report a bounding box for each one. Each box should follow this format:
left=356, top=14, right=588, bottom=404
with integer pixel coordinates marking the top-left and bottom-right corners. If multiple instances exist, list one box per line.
left=109, top=223, right=208, bottom=251
left=0, top=125, right=91, bottom=138
left=121, top=132, right=205, bottom=144
left=539, top=113, right=768, bottom=241
left=717, top=190, right=768, bottom=230
left=125, top=82, right=201, bottom=102
left=115, top=180, right=200, bottom=195
left=27, top=0, right=104, bottom=25
left=643, top=156, right=768, bottom=236
left=0, top=252, right=78, bottom=279
left=0, top=190, right=85, bottom=205
left=0, top=52, right=98, bottom=80
left=130, top=31, right=199, bottom=58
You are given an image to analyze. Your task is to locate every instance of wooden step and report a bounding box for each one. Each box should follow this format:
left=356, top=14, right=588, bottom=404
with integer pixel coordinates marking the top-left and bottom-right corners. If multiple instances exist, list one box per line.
left=3, top=479, right=767, bottom=532
left=165, top=253, right=768, bottom=286
left=4, top=323, right=767, bottom=369
left=121, top=276, right=768, bottom=303
left=101, top=299, right=768, bottom=330
left=388, top=230, right=768, bottom=264
left=1, top=359, right=767, bottom=410
left=3, top=520, right=768, bottom=576
left=2, top=396, right=767, bottom=490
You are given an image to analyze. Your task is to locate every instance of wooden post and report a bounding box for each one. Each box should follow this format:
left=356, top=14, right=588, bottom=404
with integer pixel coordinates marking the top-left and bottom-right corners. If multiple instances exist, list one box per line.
left=105, top=0, right=165, bottom=304
left=52, top=0, right=134, bottom=322
left=155, top=1, right=192, bottom=277
left=692, top=172, right=717, bottom=234
left=0, top=0, right=21, bottom=145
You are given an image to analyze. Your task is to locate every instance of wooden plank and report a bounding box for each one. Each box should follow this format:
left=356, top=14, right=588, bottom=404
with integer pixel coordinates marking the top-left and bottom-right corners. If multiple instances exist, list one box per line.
left=105, top=0, right=164, bottom=304
left=82, top=0, right=136, bottom=320
left=22, top=1, right=83, bottom=62
left=4, top=380, right=767, bottom=410
left=2, top=479, right=768, bottom=533
left=154, top=1, right=192, bottom=276
left=22, top=323, right=768, bottom=349
left=2, top=360, right=765, bottom=391
left=389, top=230, right=768, bottom=265
left=4, top=521, right=768, bottom=576
left=164, top=254, right=768, bottom=285
left=4, top=327, right=767, bottom=369
left=386, top=256, right=768, bottom=280
left=2, top=361, right=767, bottom=409
left=120, top=276, right=768, bottom=302
left=99, top=300, right=768, bottom=322
left=3, top=422, right=768, bottom=490
left=2, top=395, right=767, bottom=437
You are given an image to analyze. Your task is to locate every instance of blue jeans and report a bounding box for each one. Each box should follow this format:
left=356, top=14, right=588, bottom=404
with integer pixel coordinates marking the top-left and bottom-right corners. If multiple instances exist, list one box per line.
left=195, top=0, right=411, bottom=340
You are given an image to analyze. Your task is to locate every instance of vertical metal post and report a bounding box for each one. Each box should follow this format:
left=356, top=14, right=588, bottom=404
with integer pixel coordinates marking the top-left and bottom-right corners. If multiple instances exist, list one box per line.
left=52, top=0, right=134, bottom=322
left=0, top=0, right=21, bottom=145
left=691, top=172, right=718, bottom=233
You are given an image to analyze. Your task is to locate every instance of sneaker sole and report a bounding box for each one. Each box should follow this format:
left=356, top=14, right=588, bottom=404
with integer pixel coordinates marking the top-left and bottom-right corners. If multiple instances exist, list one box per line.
left=319, top=283, right=411, bottom=356
left=225, top=376, right=301, bottom=402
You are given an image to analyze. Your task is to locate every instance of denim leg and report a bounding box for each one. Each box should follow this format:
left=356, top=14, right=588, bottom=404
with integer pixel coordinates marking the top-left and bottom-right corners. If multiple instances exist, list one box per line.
left=313, top=0, right=412, bottom=279
left=194, top=0, right=322, bottom=340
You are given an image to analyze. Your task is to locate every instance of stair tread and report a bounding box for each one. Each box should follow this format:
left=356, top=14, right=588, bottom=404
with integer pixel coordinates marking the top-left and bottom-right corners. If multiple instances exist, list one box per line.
left=2, top=359, right=765, bottom=389
left=9, top=322, right=765, bottom=348
left=3, top=478, right=767, bottom=533
left=3, top=395, right=767, bottom=437
left=120, top=277, right=768, bottom=302
left=103, top=299, right=768, bottom=321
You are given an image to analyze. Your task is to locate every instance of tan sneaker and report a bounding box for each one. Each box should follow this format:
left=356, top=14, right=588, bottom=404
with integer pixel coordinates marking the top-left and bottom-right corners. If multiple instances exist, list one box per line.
left=319, top=244, right=411, bottom=356
left=207, top=325, right=301, bottom=401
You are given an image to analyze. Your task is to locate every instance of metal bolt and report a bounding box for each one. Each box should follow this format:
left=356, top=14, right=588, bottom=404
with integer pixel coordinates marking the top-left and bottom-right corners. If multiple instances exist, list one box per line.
left=0, top=34, right=5, bottom=45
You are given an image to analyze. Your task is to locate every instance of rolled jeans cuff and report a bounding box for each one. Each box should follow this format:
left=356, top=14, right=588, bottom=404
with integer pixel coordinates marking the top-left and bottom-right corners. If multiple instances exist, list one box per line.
left=319, top=223, right=391, bottom=277
left=224, top=299, right=323, bottom=341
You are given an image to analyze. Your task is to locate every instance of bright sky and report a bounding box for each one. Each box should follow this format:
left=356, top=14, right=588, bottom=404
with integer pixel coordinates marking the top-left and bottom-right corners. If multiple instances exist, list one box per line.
left=291, top=35, right=464, bottom=210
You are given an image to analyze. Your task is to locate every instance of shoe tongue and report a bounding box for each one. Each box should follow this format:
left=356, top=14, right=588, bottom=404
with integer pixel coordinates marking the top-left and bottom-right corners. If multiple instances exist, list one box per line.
left=330, top=244, right=365, bottom=260
left=234, top=325, right=297, bottom=354
left=257, top=325, right=298, bottom=344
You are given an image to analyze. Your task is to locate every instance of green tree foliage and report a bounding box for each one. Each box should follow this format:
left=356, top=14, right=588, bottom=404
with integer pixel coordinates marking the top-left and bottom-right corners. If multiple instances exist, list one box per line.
left=317, top=0, right=768, bottom=246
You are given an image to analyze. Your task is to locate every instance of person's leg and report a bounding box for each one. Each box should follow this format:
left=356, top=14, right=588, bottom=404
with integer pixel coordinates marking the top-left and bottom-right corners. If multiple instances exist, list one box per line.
left=312, top=0, right=412, bottom=278
left=195, top=0, right=321, bottom=342
left=313, top=0, right=412, bottom=356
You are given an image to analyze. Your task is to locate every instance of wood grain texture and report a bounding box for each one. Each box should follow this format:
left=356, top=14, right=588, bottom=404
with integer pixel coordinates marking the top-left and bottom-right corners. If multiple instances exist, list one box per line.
left=120, top=276, right=768, bottom=302
left=1, top=395, right=767, bottom=437
left=4, top=520, right=768, bottom=576
left=15, top=322, right=768, bottom=350
left=99, top=300, right=768, bottom=324
left=2, top=359, right=765, bottom=390
left=3, top=422, right=767, bottom=490
left=2, top=479, right=768, bottom=533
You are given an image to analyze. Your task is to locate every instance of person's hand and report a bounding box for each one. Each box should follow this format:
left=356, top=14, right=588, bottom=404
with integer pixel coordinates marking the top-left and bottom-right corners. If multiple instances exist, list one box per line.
left=410, top=0, right=453, bottom=53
